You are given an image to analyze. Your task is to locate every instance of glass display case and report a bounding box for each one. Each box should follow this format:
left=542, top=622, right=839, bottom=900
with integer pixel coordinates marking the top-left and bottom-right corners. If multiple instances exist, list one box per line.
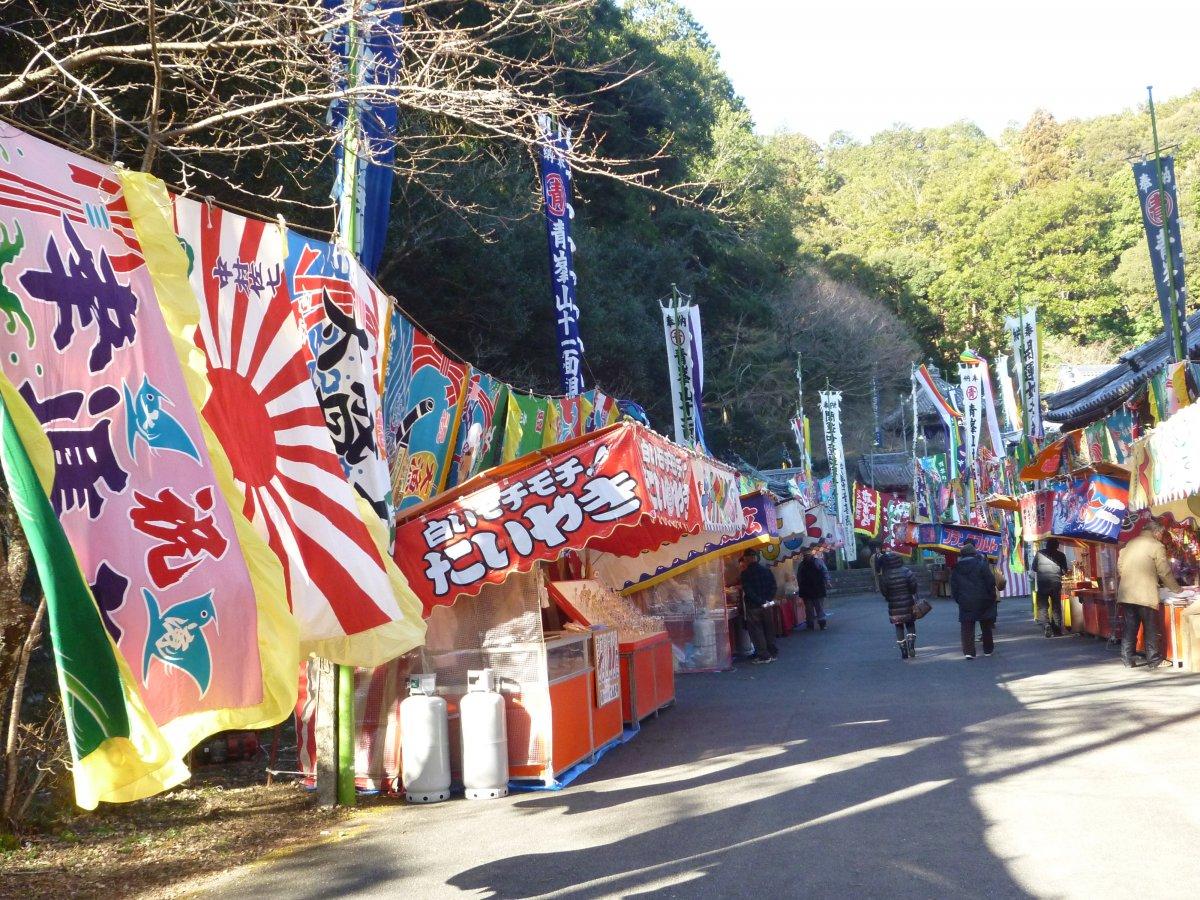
left=545, top=632, right=591, bottom=683
left=630, top=559, right=732, bottom=672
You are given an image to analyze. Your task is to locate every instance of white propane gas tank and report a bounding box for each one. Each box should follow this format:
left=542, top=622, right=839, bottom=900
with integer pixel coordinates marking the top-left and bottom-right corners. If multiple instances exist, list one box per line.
left=400, top=680, right=451, bottom=804
left=460, top=670, right=509, bottom=800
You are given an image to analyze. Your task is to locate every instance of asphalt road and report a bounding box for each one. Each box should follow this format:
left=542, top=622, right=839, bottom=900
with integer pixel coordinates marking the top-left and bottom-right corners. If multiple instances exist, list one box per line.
left=206, top=593, right=1200, bottom=898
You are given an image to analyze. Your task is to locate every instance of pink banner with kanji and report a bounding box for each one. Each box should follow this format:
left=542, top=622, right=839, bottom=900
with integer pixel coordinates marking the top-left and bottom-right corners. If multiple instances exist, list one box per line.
left=852, top=483, right=882, bottom=537
left=0, top=128, right=266, bottom=723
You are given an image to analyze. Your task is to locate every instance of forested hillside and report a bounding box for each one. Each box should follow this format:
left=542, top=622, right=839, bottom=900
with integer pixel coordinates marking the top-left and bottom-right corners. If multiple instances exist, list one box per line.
left=4, top=0, right=1192, bottom=466
left=375, top=2, right=1200, bottom=465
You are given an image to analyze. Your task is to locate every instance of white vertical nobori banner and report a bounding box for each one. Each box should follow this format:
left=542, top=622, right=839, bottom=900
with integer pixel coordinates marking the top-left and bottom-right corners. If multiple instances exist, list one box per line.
left=994, top=354, right=1022, bottom=439
left=958, top=363, right=984, bottom=465
left=979, top=357, right=1004, bottom=456
left=661, top=298, right=706, bottom=449
left=820, top=390, right=856, bottom=562
left=1006, top=308, right=1044, bottom=441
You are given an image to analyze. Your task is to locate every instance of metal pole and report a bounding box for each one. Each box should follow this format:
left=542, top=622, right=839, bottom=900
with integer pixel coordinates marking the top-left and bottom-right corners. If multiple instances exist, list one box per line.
left=331, top=2, right=363, bottom=809
left=1147, top=85, right=1186, bottom=363
left=337, top=663, right=356, bottom=806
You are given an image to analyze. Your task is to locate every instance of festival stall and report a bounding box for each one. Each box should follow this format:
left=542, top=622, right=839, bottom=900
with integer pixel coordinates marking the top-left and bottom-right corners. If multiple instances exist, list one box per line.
left=584, top=468, right=774, bottom=678
left=389, top=421, right=732, bottom=781
left=1124, top=402, right=1200, bottom=668
left=1016, top=423, right=1133, bottom=639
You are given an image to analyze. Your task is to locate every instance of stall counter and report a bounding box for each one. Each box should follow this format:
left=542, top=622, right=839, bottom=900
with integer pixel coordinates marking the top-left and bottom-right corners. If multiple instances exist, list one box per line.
left=619, top=632, right=675, bottom=725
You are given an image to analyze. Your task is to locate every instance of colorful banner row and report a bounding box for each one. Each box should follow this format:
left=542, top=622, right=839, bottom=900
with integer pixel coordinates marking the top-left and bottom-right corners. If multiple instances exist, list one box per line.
left=0, top=125, right=631, bottom=808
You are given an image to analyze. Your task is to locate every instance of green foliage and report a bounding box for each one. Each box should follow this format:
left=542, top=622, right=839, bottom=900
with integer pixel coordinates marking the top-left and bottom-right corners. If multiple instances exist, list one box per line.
left=378, top=1, right=1200, bottom=465
left=805, top=94, right=1200, bottom=370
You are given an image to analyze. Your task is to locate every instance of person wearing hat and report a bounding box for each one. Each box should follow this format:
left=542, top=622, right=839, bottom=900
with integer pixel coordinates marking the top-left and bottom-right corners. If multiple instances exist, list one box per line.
left=739, top=548, right=779, bottom=664
left=950, top=539, right=999, bottom=659
left=1117, top=519, right=1180, bottom=670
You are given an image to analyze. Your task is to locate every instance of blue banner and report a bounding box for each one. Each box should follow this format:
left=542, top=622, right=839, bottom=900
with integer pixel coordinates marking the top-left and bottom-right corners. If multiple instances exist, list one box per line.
left=1132, top=156, right=1189, bottom=354
left=538, top=116, right=584, bottom=396
left=1053, top=473, right=1129, bottom=545
left=327, top=1, right=403, bottom=275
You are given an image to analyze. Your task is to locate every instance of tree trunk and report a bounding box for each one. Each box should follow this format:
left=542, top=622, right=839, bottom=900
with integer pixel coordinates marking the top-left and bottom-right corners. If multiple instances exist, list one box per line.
left=2, top=595, right=45, bottom=826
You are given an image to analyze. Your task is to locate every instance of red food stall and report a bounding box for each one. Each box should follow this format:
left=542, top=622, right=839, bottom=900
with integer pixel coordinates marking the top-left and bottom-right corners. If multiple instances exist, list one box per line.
left=390, top=422, right=726, bottom=782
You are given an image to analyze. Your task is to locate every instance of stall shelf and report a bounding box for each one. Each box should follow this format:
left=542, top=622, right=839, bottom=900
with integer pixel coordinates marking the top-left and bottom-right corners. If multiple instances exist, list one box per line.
left=618, top=632, right=675, bottom=725
left=549, top=578, right=675, bottom=724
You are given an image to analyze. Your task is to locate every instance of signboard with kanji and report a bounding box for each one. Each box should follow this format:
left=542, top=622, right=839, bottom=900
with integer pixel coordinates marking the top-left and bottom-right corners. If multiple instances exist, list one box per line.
left=593, top=628, right=620, bottom=706
left=392, top=424, right=704, bottom=613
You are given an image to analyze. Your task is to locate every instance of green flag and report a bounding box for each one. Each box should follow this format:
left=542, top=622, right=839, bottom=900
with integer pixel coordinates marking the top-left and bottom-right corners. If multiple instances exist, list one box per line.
left=503, top=391, right=551, bottom=462
left=0, top=386, right=185, bottom=809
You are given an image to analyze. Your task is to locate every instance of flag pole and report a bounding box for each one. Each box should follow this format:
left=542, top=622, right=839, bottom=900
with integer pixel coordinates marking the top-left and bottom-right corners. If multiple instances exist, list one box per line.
left=334, top=2, right=361, bottom=810
left=1147, top=85, right=1186, bottom=363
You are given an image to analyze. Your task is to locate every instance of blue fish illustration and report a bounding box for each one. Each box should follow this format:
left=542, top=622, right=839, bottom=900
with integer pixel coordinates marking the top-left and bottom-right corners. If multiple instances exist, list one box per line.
left=141, top=588, right=216, bottom=696
left=123, top=375, right=200, bottom=463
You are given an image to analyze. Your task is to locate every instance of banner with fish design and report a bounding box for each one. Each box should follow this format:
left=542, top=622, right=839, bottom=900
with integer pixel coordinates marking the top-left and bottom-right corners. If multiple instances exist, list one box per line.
left=585, top=389, right=619, bottom=432
left=542, top=393, right=592, bottom=449
left=381, top=310, right=469, bottom=511
left=503, top=390, right=552, bottom=462
left=448, top=367, right=507, bottom=488
left=171, top=196, right=424, bottom=665
left=283, top=233, right=393, bottom=524
left=1053, top=473, right=1129, bottom=544
left=0, top=127, right=298, bottom=807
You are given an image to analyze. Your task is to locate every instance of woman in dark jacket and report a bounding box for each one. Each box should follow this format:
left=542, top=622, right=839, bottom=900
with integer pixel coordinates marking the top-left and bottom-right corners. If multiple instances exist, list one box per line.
left=877, top=551, right=920, bottom=659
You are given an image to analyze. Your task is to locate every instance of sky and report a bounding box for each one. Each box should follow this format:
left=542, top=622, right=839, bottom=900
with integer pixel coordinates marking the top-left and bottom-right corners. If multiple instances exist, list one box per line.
left=679, top=0, right=1200, bottom=142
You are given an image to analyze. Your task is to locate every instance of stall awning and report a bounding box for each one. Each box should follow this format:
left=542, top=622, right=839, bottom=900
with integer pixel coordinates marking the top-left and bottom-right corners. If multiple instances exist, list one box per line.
left=1019, top=471, right=1130, bottom=545
left=392, top=422, right=741, bottom=614
left=902, top=522, right=1002, bottom=556
left=589, top=490, right=778, bottom=593
left=1129, top=402, right=1200, bottom=510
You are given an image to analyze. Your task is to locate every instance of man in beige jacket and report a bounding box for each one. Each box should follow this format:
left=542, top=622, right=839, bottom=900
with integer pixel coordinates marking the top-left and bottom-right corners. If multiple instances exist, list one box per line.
left=1117, top=521, right=1181, bottom=670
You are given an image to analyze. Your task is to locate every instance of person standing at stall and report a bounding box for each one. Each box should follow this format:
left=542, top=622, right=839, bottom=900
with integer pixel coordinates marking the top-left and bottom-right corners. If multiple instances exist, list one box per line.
left=877, top=550, right=920, bottom=659
left=1034, top=538, right=1069, bottom=638
left=1117, top=520, right=1180, bottom=671
left=950, top=539, right=999, bottom=659
left=797, top=544, right=829, bottom=631
left=739, top=549, right=779, bottom=664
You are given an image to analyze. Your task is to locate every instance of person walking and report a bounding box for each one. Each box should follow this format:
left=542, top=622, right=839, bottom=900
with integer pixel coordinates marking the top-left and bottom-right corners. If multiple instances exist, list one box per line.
left=797, top=544, right=829, bottom=631
left=950, top=539, right=999, bottom=659
left=1117, top=520, right=1180, bottom=671
left=877, top=550, right=920, bottom=659
left=1033, top=538, right=1069, bottom=637
left=868, top=540, right=884, bottom=592
left=739, top=549, right=779, bottom=664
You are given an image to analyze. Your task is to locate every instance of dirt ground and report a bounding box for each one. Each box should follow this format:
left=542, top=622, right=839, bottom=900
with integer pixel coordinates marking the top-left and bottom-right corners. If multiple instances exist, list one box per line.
left=0, top=755, right=353, bottom=899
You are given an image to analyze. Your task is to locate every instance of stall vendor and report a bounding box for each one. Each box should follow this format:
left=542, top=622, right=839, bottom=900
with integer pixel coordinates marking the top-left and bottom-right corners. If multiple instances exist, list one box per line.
left=1117, top=520, right=1180, bottom=671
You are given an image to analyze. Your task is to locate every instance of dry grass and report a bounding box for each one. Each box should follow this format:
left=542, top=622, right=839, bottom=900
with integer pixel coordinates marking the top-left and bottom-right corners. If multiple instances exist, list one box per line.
left=1, top=758, right=349, bottom=899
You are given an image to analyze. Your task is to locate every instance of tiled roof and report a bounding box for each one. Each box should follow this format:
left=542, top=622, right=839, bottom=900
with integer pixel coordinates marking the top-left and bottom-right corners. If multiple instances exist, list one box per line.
left=1043, top=311, right=1200, bottom=429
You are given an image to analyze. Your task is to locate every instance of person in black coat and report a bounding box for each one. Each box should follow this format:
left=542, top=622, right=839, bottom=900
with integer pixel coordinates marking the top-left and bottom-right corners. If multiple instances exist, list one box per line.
left=1033, top=538, right=1069, bottom=638
left=950, top=540, right=999, bottom=659
left=739, top=549, right=779, bottom=664
left=796, top=545, right=829, bottom=631
left=877, top=550, right=920, bottom=659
